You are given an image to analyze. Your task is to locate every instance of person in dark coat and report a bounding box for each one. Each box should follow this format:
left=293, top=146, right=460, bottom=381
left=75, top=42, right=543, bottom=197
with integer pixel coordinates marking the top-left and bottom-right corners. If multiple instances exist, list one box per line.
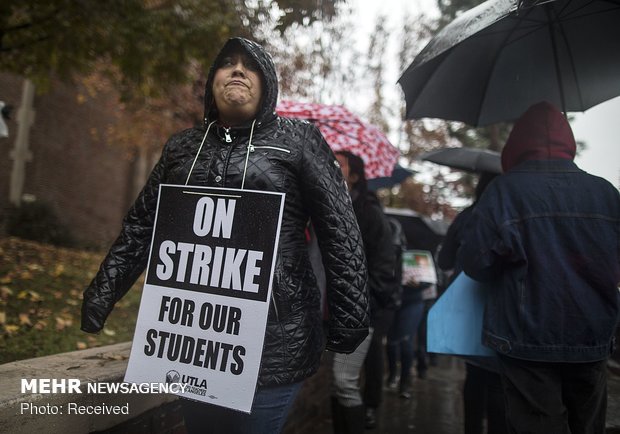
left=81, top=37, right=369, bottom=434
left=437, top=172, right=496, bottom=282
left=437, top=171, right=507, bottom=434
left=460, top=101, right=620, bottom=434
left=385, top=263, right=435, bottom=399
left=331, top=150, right=400, bottom=433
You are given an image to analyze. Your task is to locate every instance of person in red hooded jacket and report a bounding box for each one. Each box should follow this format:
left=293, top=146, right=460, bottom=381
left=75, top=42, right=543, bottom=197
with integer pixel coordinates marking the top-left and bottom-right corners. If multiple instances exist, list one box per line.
left=460, top=101, right=620, bottom=433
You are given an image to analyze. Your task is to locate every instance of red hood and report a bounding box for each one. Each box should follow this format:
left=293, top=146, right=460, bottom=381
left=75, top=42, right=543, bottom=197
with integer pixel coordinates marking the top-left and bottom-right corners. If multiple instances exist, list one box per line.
left=501, top=101, right=576, bottom=172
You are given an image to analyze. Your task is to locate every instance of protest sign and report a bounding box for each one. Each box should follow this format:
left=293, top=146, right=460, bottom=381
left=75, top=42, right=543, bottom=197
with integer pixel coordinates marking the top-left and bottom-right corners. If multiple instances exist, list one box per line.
left=124, top=184, right=285, bottom=413
left=401, top=250, right=437, bottom=285
left=427, top=272, right=494, bottom=356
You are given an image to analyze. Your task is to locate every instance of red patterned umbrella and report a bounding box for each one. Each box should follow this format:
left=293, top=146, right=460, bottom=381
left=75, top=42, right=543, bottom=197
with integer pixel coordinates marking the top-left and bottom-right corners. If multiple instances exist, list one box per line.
left=276, top=100, right=400, bottom=179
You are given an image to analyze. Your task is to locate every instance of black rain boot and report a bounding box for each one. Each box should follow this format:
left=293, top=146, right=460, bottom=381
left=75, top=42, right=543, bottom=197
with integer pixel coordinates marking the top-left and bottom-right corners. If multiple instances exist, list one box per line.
left=365, top=406, right=378, bottom=429
left=341, top=404, right=365, bottom=434
left=331, top=396, right=346, bottom=434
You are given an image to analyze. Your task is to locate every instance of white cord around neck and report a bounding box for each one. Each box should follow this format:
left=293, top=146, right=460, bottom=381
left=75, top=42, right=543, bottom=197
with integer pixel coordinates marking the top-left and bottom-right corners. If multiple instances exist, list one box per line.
left=241, top=119, right=257, bottom=190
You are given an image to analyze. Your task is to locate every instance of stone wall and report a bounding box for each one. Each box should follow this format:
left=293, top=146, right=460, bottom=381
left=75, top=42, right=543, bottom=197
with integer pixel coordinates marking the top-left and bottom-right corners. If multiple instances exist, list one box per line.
left=97, top=352, right=334, bottom=434
left=0, top=343, right=176, bottom=434
left=0, top=342, right=333, bottom=434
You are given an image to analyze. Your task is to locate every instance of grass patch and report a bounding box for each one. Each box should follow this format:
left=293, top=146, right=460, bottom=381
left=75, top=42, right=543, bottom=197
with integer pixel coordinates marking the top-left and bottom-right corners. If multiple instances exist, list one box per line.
left=0, top=237, right=143, bottom=364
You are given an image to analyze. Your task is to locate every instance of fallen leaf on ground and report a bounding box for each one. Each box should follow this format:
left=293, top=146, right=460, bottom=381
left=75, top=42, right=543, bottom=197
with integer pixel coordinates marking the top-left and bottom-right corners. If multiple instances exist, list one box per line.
left=18, top=313, right=31, bottom=326
left=55, top=316, right=73, bottom=330
left=3, top=324, right=19, bottom=335
left=27, top=264, right=43, bottom=272
left=52, top=264, right=65, bottom=277
left=0, top=286, right=12, bottom=298
left=28, top=291, right=42, bottom=302
left=19, top=271, right=34, bottom=280
left=105, top=354, right=127, bottom=361
left=17, top=290, right=42, bottom=302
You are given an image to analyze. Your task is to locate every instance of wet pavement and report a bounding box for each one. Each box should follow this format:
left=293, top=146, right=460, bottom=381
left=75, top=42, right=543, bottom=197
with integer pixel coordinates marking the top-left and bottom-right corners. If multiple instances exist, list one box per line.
left=312, top=355, right=620, bottom=433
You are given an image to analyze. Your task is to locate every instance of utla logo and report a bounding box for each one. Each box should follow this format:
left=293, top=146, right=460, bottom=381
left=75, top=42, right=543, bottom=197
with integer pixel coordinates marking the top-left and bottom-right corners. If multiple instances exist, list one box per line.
left=165, top=370, right=180, bottom=384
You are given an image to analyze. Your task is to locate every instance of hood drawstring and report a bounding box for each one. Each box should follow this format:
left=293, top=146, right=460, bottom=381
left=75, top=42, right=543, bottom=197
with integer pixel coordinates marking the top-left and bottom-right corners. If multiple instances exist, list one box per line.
left=241, top=119, right=257, bottom=190
left=185, top=119, right=257, bottom=189
left=185, top=120, right=217, bottom=185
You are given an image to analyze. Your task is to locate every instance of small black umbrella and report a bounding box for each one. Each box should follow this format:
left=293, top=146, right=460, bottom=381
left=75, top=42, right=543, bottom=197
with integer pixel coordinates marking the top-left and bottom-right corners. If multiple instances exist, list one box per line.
left=420, top=147, right=502, bottom=174
left=367, top=164, right=416, bottom=191
left=385, top=207, right=448, bottom=252
left=398, top=0, right=620, bottom=126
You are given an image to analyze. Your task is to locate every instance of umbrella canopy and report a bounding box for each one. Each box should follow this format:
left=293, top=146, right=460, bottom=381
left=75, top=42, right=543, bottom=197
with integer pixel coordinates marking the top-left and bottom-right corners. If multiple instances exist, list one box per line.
left=276, top=100, right=400, bottom=179
left=367, top=164, right=416, bottom=191
left=385, top=207, right=448, bottom=252
left=420, top=147, right=502, bottom=174
left=398, top=0, right=620, bottom=126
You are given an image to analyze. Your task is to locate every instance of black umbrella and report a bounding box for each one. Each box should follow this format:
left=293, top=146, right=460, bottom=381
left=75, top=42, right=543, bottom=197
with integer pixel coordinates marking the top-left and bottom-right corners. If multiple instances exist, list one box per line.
left=384, top=207, right=448, bottom=252
left=420, top=147, right=502, bottom=174
left=398, top=0, right=620, bottom=126
left=367, top=164, right=416, bottom=191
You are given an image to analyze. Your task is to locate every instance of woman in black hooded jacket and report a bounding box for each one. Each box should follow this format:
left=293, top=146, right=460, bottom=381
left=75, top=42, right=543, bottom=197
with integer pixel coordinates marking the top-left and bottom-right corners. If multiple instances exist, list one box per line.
left=331, top=151, right=400, bottom=433
left=81, top=37, right=369, bottom=434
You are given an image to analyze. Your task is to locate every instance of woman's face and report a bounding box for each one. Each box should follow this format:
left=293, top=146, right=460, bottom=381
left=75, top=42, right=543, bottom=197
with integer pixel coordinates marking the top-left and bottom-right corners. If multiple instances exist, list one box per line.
left=212, top=51, right=263, bottom=125
left=336, top=154, right=359, bottom=191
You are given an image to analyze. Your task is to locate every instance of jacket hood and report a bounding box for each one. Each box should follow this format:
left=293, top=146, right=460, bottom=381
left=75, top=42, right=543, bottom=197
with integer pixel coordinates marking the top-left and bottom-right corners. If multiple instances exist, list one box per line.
left=204, top=37, right=278, bottom=127
left=501, top=101, right=576, bottom=172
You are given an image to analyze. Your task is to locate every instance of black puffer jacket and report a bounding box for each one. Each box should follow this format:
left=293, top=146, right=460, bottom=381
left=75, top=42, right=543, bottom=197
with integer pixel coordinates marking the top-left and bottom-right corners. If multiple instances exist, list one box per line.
left=81, top=37, right=370, bottom=386
left=351, top=190, right=401, bottom=319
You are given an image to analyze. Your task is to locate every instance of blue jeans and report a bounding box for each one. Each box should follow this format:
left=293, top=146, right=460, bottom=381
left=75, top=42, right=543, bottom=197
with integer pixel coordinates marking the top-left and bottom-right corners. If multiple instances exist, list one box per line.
left=386, top=300, right=425, bottom=386
left=181, top=381, right=303, bottom=434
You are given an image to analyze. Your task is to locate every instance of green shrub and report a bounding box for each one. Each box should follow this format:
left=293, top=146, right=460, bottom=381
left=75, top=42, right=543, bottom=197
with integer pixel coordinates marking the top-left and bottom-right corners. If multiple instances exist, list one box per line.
left=6, top=201, right=75, bottom=247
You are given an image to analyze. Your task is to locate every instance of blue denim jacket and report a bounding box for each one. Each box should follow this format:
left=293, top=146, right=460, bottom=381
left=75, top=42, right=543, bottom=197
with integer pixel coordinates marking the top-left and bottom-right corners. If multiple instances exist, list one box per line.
left=460, top=159, right=620, bottom=362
